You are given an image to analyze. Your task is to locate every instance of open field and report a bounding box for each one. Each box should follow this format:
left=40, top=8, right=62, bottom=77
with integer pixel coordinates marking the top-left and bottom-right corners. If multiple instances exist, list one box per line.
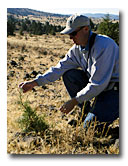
left=7, top=33, right=119, bottom=154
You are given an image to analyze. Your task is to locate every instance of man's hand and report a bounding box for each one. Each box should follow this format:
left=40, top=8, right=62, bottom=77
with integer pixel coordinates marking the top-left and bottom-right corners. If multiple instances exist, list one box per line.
left=19, top=80, right=38, bottom=93
left=60, top=98, right=78, bottom=114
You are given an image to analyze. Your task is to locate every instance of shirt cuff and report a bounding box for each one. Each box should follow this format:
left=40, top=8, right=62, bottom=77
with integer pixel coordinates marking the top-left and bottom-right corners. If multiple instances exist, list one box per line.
left=34, top=75, right=45, bottom=86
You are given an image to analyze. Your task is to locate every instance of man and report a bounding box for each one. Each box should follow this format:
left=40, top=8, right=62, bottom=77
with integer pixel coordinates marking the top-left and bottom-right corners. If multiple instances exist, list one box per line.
left=19, top=14, right=119, bottom=128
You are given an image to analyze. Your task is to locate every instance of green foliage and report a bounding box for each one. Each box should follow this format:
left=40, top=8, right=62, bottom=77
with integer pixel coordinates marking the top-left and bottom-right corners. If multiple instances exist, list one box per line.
left=7, top=16, right=64, bottom=36
left=97, top=14, right=119, bottom=45
left=7, top=16, right=16, bottom=36
left=19, top=29, right=24, bottom=36
left=17, top=91, right=49, bottom=133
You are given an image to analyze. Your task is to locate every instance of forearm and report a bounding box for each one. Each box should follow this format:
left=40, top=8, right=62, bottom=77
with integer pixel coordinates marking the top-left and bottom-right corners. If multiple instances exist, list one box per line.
left=31, top=80, right=38, bottom=87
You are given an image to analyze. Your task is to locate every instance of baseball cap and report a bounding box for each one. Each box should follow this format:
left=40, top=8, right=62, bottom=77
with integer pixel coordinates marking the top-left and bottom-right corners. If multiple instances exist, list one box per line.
left=60, top=14, right=90, bottom=34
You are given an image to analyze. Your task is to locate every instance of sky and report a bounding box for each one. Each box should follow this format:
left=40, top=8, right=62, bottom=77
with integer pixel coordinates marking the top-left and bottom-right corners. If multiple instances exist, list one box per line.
left=32, top=8, right=119, bottom=15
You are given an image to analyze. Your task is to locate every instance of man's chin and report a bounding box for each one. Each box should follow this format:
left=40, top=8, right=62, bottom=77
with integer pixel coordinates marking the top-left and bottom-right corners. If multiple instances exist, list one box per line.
left=73, top=41, right=79, bottom=45
left=74, top=43, right=77, bottom=45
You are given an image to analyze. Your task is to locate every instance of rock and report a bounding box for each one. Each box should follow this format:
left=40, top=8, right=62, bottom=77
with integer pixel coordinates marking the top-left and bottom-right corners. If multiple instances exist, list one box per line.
left=10, top=60, right=17, bottom=67
left=24, top=73, right=30, bottom=79
left=43, top=51, right=47, bottom=55
left=50, top=57, right=54, bottom=62
left=32, top=88, right=36, bottom=92
left=18, top=56, right=25, bottom=61
left=23, top=71, right=39, bottom=79
left=17, top=66, right=23, bottom=70
left=60, top=55, right=65, bottom=59
left=30, top=71, right=38, bottom=78
left=48, top=105, right=55, bottom=111
left=7, top=71, right=15, bottom=79
left=40, top=63, right=46, bottom=66
left=42, top=85, right=48, bottom=90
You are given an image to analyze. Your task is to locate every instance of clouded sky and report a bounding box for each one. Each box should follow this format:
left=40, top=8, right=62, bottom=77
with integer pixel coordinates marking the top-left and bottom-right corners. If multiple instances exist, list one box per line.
left=32, top=8, right=119, bottom=15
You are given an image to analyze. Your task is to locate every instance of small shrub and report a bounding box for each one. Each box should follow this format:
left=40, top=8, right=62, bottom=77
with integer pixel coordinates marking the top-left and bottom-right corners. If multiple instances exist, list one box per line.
left=17, top=90, right=49, bottom=133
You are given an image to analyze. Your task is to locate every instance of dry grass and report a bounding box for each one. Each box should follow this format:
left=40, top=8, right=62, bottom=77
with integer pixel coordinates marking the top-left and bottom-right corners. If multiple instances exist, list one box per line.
left=7, top=33, right=119, bottom=154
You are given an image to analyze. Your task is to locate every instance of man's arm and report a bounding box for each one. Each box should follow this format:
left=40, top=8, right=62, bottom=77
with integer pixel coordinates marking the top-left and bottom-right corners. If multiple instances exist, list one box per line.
left=34, top=45, right=80, bottom=86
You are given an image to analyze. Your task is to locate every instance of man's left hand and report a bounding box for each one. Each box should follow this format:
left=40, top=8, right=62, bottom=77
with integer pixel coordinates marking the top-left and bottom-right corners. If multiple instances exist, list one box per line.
left=60, top=98, right=78, bottom=114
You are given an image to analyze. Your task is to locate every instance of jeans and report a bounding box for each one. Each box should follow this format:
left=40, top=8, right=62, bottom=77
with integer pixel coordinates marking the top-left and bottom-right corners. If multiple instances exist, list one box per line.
left=63, top=69, right=119, bottom=128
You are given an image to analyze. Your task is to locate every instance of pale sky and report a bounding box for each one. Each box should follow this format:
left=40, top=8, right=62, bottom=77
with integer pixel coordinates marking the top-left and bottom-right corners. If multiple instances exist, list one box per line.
left=32, top=8, right=119, bottom=15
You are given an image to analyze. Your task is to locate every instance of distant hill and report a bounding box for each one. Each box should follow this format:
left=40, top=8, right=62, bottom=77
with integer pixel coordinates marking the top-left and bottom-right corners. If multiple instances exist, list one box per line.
left=7, top=8, right=68, bottom=17
left=83, top=13, right=119, bottom=20
left=7, top=8, right=119, bottom=20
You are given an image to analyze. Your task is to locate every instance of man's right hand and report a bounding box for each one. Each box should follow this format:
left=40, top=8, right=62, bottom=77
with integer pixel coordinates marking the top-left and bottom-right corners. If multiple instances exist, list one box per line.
left=19, top=80, right=38, bottom=93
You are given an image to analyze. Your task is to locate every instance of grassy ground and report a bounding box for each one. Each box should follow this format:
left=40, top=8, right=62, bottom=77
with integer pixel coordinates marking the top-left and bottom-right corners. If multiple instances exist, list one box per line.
left=7, top=33, right=119, bottom=154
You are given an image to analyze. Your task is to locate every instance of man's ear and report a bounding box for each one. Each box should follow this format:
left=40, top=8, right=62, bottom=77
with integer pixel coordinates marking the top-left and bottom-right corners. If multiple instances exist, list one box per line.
left=83, top=26, right=89, bottom=32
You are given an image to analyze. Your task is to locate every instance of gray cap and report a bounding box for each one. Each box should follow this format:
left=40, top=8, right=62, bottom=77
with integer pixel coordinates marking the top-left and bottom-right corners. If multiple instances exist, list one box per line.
left=60, top=14, right=90, bottom=34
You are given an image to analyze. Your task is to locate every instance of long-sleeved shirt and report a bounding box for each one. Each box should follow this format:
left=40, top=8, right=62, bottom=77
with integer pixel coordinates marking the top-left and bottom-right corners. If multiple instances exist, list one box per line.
left=35, top=33, right=119, bottom=104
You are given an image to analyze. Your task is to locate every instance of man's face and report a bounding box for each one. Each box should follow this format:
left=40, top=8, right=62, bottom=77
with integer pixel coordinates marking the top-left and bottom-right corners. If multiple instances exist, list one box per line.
left=69, top=26, right=89, bottom=47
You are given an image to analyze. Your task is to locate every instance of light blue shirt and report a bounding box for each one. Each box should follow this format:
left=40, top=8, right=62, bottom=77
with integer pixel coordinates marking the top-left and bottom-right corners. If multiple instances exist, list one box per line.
left=35, top=33, right=119, bottom=104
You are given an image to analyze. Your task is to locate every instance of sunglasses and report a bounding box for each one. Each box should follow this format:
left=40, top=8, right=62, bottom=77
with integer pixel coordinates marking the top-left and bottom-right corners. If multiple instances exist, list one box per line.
left=69, top=26, right=84, bottom=36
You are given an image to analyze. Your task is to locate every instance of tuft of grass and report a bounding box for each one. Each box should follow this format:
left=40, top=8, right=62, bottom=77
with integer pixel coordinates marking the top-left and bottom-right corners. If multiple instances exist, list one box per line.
left=17, top=90, right=49, bottom=133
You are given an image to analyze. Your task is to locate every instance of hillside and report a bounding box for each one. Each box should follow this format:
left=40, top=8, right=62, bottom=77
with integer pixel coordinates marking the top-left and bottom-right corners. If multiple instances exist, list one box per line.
left=84, top=13, right=119, bottom=20
left=7, top=8, right=119, bottom=20
left=7, top=8, right=68, bottom=17
left=7, top=8, right=68, bottom=26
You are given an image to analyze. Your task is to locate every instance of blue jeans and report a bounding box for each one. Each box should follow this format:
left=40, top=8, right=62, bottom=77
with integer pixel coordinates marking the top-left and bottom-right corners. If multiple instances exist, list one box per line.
left=63, top=69, right=119, bottom=128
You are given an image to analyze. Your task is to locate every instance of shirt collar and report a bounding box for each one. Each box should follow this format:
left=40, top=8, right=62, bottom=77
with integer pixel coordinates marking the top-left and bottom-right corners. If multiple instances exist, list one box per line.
left=79, top=30, right=92, bottom=53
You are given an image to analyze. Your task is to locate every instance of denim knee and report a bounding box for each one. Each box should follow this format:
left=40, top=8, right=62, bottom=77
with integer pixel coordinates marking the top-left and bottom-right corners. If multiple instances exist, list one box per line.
left=63, top=69, right=78, bottom=83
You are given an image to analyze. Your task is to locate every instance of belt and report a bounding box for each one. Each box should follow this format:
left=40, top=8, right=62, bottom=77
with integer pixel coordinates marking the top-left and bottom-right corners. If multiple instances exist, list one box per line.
left=99, top=82, right=119, bottom=97
left=112, top=82, right=119, bottom=91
